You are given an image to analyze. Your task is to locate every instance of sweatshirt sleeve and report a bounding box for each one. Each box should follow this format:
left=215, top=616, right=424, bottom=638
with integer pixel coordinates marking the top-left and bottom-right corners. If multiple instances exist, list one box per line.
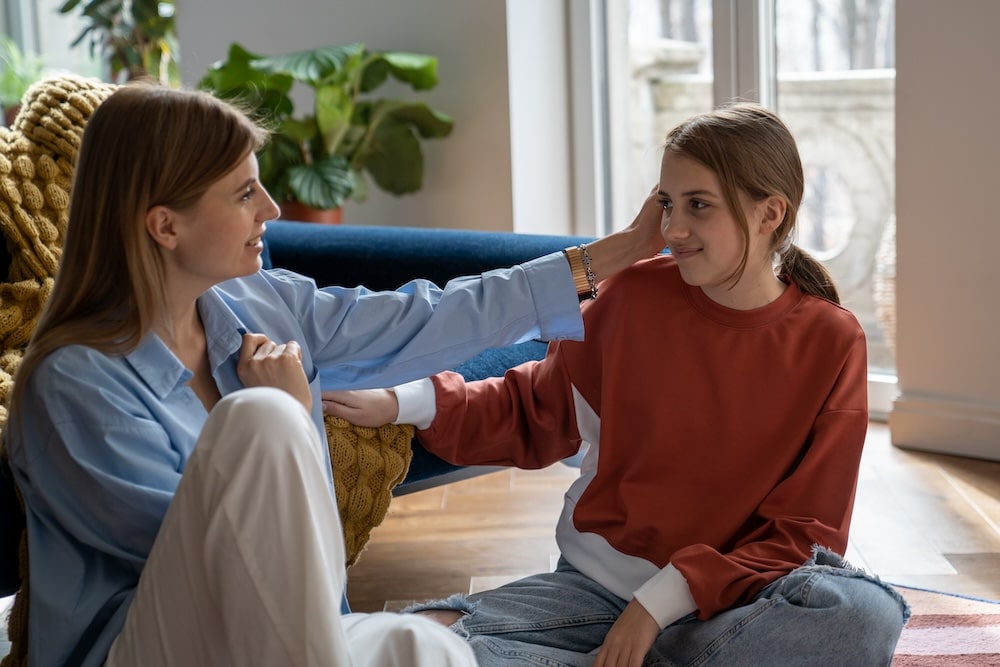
left=632, top=564, right=698, bottom=628
left=672, top=329, right=870, bottom=619
left=415, top=346, right=586, bottom=470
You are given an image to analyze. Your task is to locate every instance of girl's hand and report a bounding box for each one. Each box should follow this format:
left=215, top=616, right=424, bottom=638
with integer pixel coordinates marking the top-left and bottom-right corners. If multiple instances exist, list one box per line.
left=321, top=389, right=399, bottom=426
left=237, top=333, right=313, bottom=411
left=594, top=599, right=660, bottom=667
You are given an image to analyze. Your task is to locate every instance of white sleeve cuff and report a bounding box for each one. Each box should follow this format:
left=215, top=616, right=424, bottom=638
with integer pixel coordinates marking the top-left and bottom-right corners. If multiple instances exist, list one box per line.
left=392, top=378, right=437, bottom=430
left=632, top=563, right=698, bottom=629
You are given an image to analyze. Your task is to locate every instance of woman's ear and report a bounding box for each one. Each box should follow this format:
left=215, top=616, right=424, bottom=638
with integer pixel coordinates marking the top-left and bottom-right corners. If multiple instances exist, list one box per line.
left=145, top=205, right=178, bottom=250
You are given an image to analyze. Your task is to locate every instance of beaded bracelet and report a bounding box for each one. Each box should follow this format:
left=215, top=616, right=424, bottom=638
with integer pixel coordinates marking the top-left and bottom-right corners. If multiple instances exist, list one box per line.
left=580, top=244, right=598, bottom=300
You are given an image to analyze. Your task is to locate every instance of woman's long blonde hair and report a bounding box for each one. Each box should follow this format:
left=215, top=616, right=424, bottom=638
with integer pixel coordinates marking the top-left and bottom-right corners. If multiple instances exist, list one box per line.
left=7, top=81, right=269, bottom=420
left=664, top=102, right=840, bottom=304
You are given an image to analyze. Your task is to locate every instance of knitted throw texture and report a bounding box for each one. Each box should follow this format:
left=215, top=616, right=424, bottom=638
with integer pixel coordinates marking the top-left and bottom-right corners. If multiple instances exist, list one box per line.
left=0, top=76, right=413, bottom=665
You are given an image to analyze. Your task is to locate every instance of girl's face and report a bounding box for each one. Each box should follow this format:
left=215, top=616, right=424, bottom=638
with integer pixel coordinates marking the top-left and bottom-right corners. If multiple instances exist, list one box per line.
left=153, top=152, right=280, bottom=294
left=658, top=151, right=785, bottom=309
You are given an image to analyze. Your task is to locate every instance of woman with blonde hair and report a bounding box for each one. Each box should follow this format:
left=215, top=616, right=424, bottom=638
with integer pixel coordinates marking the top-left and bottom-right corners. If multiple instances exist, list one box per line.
left=325, top=103, right=910, bottom=666
left=2, top=81, right=666, bottom=666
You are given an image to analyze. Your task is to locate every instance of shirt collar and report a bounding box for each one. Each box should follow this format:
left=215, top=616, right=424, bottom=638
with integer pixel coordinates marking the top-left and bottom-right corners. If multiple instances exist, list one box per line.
left=197, top=287, right=246, bottom=369
left=123, top=287, right=247, bottom=398
left=124, top=334, right=189, bottom=398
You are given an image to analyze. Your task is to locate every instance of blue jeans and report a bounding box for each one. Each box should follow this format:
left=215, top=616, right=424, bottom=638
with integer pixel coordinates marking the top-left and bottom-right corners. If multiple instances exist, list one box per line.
left=404, top=548, right=910, bottom=666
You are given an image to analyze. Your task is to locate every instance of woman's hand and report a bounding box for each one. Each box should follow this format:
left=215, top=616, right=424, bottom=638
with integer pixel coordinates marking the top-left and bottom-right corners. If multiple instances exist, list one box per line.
left=626, top=185, right=670, bottom=257
left=585, top=186, right=666, bottom=283
left=321, top=389, right=399, bottom=426
left=594, top=599, right=660, bottom=667
left=237, top=333, right=313, bottom=412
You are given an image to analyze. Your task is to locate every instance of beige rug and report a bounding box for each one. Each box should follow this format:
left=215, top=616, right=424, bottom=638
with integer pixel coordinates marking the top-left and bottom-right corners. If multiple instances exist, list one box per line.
left=892, top=585, right=1000, bottom=666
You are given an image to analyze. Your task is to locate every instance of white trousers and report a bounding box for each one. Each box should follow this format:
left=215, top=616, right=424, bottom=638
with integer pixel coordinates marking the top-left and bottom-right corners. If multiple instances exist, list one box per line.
left=106, top=387, right=476, bottom=667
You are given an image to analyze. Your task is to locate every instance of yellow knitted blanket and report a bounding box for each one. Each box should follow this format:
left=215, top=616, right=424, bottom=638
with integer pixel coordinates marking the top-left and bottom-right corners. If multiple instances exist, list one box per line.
left=0, top=76, right=413, bottom=665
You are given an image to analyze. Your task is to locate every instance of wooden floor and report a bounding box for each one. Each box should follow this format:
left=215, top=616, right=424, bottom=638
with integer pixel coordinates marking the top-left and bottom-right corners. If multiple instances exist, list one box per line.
left=345, top=422, right=1000, bottom=612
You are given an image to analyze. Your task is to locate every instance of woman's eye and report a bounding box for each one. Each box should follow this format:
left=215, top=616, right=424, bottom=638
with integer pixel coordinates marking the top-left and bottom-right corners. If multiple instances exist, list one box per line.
left=690, top=199, right=707, bottom=210
left=660, top=199, right=673, bottom=210
left=241, top=187, right=256, bottom=202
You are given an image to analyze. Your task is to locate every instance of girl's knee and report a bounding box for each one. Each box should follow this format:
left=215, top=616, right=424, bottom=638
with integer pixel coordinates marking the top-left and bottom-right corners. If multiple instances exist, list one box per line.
left=832, top=573, right=908, bottom=617
left=809, top=571, right=910, bottom=654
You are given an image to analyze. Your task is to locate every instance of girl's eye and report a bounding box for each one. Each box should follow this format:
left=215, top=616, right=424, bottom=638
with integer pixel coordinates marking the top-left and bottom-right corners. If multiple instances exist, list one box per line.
left=690, top=199, right=707, bottom=210
left=660, top=199, right=673, bottom=210
left=241, top=187, right=256, bottom=202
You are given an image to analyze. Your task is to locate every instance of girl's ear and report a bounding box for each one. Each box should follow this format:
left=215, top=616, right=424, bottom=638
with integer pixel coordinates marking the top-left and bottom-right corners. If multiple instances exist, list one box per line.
left=759, top=195, right=787, bottom=233
left=145, top=205, right=178, bottom=250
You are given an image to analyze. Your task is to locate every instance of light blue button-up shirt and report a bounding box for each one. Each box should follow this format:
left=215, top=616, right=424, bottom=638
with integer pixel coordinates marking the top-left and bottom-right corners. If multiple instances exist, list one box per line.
left=6, top=256, right=582, bottom=667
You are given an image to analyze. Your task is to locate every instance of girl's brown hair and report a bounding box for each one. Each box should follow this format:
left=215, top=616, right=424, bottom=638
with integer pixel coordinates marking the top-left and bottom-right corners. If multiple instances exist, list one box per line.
left=7, top=81, right=269, bottom=418
left=664, top=102, right=840, bottom=304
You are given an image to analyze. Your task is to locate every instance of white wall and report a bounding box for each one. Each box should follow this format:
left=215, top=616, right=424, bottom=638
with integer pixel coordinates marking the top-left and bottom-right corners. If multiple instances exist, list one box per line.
left=890, top=0, right=1000, bottom=460
left=176, top=0, right=578, bottom=235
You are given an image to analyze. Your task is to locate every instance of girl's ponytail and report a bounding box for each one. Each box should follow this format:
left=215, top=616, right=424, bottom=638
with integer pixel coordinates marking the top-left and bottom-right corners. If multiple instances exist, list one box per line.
left=778, top=243, right=840, bottom=304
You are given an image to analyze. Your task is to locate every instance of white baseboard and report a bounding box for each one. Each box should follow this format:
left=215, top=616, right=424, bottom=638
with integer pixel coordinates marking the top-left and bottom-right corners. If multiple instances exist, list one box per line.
left=868, top=373, right=899, bottom=422
left=889, top=391, right=1000, bottom=461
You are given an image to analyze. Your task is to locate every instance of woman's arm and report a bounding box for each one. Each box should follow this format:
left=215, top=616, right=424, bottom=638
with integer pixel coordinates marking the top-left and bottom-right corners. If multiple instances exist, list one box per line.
left=250, top=190, right=665, bottom=392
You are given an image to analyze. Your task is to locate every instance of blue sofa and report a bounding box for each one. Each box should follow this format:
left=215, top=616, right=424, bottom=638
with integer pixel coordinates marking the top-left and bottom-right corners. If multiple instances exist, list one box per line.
left=261, top=220, right=595, bottom=495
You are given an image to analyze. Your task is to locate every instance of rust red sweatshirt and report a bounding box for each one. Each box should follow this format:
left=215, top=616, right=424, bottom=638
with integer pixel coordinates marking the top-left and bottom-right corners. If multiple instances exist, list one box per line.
left=410, top=255, right=869, bottom=626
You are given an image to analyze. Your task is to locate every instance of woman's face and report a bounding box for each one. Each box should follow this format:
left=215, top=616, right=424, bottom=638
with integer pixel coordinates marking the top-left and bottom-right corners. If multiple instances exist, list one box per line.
left=166, top=152, right=280, bottom=290
left=658, top=152, right=781, bottom=308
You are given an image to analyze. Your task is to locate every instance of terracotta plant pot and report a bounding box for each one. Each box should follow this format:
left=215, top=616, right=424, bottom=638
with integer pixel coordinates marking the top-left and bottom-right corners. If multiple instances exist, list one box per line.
left=280, top=200, right=343, bottom=224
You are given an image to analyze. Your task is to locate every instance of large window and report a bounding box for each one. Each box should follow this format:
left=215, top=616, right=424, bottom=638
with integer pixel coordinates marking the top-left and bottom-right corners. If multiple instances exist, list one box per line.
left=611, top=0, right=896, bottom=408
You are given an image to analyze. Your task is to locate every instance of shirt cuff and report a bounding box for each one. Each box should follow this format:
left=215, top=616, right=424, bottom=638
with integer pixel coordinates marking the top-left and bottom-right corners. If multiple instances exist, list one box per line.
left=632, top=563, right=698, bottom=629
left=392, top=378, right=436, bottom=429
left=521, top=251, right=585, bottom=341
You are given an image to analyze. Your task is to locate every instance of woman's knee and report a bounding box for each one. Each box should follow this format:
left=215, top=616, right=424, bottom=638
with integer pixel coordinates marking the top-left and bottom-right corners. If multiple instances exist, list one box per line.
left=204, top=387, right=319, bottom=461
left=344, top=613, right=476, bottom=667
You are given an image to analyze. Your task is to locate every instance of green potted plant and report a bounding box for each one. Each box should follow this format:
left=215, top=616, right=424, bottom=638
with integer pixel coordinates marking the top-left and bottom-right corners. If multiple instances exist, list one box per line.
left=198, top=42, right=454, bottom=222
left=57, top=0, right=179, bottom=86
left=0, top=37, right=45, bottom=126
